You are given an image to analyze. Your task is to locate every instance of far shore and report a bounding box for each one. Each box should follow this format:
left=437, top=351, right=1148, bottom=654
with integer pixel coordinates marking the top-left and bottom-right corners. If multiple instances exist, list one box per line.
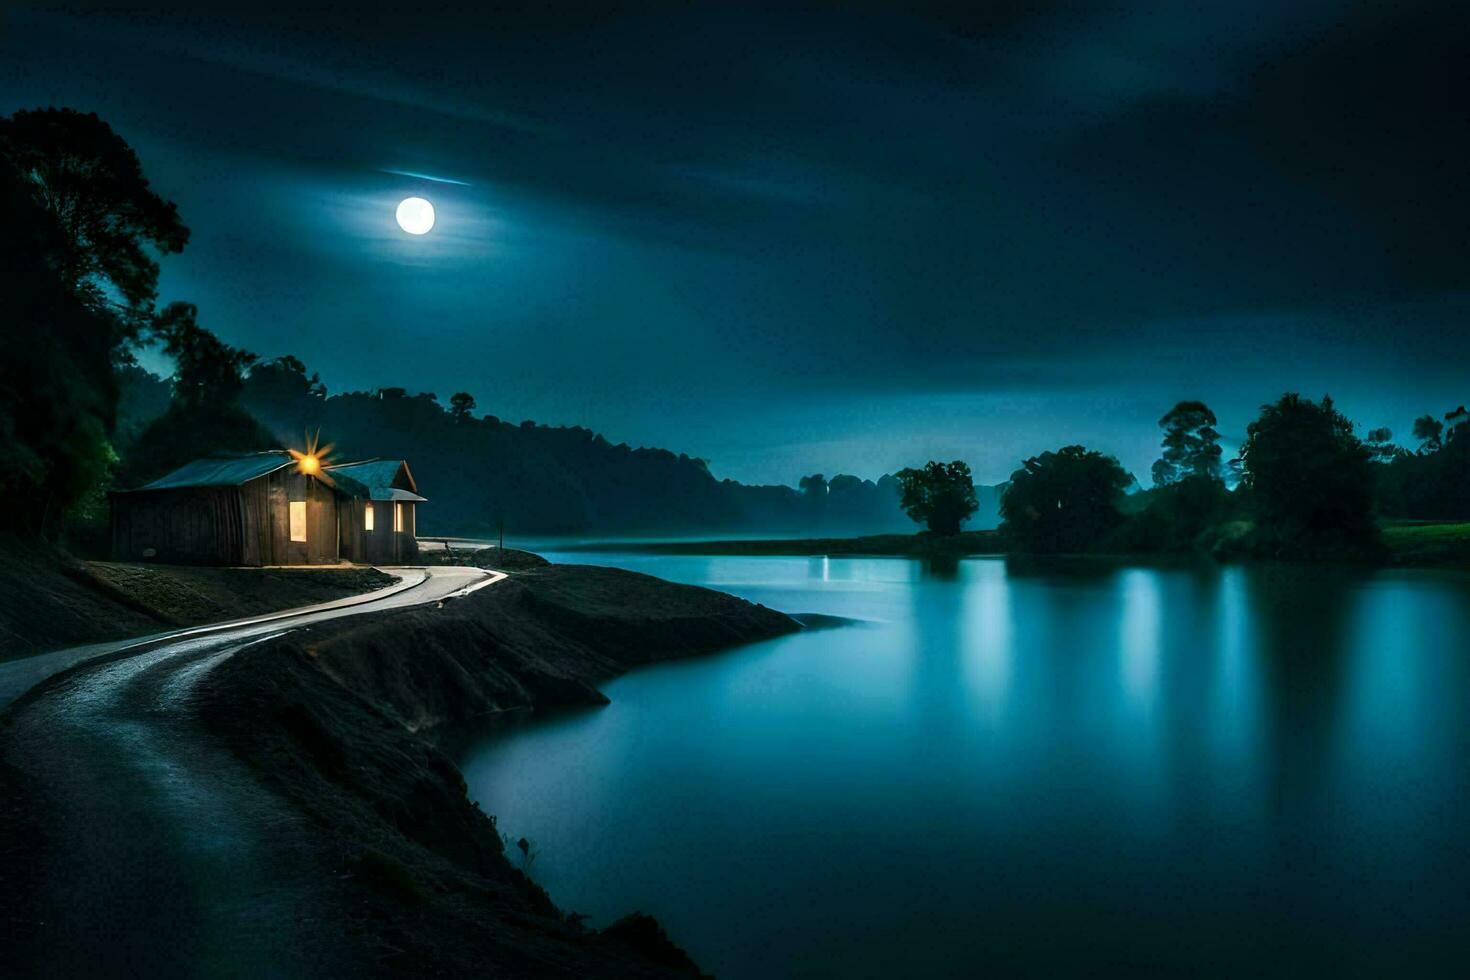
left=558, top=531, right=1004, bottom=557
left=552, top=522, right=1470, bottom=567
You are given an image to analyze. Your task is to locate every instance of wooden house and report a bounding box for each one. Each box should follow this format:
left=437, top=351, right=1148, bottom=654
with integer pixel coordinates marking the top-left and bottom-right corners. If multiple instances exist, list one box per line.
left=327, top=459, right=425, bottom=565
left=109, top=451, right=426, bottom=566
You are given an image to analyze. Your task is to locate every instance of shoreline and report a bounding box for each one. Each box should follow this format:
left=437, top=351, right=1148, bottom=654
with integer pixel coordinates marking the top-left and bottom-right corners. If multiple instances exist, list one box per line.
left=557, top=530, right=1004, bottom=559
left=1, top=559, right=800, bottom=977
left=553, top=523, right=1470, bottom=568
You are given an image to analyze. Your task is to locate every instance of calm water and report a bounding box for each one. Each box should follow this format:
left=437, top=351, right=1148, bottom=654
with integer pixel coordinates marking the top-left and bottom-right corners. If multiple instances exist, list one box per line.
left=460, top=555, right=1470, bottom=977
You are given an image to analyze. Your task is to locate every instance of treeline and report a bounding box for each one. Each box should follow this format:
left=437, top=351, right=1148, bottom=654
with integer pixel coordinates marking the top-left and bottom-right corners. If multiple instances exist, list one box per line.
left=108, top=339, right=936, bottom=537
left=119, top=358, right=1012, bottom=536
left=898, top=396, right=1468, bottom=561
left=117, top=359, right=941, bottom=535
left=239, top=366, right=916, bottom=535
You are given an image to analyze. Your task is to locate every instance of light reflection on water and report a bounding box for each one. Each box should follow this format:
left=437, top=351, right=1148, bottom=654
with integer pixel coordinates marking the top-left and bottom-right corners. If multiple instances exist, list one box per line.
left=461, top=555, right=1470, bottom=978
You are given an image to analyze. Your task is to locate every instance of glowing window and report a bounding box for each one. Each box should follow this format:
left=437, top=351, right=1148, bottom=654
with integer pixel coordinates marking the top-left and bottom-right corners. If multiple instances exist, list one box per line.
left=289, top=501, right=307, bottom=543
left=394, top=502, right=404, bottom=533
left=364, top=504, right=374, bottom=532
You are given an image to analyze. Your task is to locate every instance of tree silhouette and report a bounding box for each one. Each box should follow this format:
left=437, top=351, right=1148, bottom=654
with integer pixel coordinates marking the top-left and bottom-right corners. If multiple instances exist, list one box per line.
left=1446, top=405, right=1469, bottom=440
left=1412, top=414, right=1444, bottom=453
left=118, top=304, right=274, bottom=487
left=1001, top=446, right=1132, bottom=553
left=1152, top=401, right=1223, bottom=486
left=152, top=302, right=257, bottom=409
left=0, top=168, right=118, bottom=535
left=895, top=461, right=977, bottom=535
left=449, top=392, right=478, bottom=423
left=0, top=108, right=188, bottom=341
left=1239, top=393, right=1377, bottom=555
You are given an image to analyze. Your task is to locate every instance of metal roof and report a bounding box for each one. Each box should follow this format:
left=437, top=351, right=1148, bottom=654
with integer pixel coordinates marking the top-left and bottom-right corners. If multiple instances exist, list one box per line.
left=134, top=452, right=295, bottom=491
left=326, top=459, right=426, bottom=501
left=376, top=487, right=428, bottom=503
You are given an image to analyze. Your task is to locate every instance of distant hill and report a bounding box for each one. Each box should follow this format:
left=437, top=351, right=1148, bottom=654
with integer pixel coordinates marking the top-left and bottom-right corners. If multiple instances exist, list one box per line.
left=116, top=360, right=1003, bottom=537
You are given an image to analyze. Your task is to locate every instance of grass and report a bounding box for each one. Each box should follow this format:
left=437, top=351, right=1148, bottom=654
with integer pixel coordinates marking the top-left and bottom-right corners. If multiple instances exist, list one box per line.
left=1380, top=521, right=1470, bottom=565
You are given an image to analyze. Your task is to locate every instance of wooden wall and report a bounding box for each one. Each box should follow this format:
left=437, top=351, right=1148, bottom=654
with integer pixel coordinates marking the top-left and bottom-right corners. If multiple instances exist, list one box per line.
left=262, top=469, right=340, bottom=565
left=338, top=499, right=418, bottom=565
left=112, top=469, right=344, bottom=566
left=111, top=487, right=245, bottom=565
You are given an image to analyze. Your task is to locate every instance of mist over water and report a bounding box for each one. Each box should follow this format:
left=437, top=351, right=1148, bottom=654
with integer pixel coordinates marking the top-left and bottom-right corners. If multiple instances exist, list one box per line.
left=461, top=555, right=1470, bottom=977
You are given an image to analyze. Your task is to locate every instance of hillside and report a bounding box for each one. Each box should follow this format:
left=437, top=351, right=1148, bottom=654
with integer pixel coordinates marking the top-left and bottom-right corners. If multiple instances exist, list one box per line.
left=0, top=533, right=395, bottom=661
left=116, top=359, right=1005, bottom=536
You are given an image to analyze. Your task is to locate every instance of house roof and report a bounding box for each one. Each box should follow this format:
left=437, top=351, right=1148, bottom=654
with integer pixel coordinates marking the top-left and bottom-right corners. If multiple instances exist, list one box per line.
left=326, top=459, right=426, bottom=502
left=134, top=451, right=296, bottom=491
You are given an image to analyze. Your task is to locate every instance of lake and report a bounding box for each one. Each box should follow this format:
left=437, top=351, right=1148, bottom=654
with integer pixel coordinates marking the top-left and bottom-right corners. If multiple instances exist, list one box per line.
left=459, top=554, right=1470, bottom=977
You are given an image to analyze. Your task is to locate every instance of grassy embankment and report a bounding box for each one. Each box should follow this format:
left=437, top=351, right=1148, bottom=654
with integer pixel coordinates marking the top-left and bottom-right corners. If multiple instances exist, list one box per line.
left=0, top=534, right=395, bottom=661
left=1380, top=521, right=1470, bottom=566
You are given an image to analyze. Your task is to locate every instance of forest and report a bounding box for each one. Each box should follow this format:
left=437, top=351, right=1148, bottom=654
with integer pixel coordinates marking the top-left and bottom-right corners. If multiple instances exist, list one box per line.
left=111, top=359, right=927, bottom=537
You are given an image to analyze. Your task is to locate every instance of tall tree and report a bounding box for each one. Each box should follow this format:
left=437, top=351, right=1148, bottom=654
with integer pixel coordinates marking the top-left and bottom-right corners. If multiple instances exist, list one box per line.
left=449, top=391, right=478, bottom=423
left=895, top=461, right=977, bottom=536
left=1152, top=400, right=1223, bottom=486
left=118, top=305, right=275, bottom=487
left=152, top=302, right=257, bottom=409
left=1000, top=446, right=1132, bottom=553
left=1412, top=414, right=1444, bottom=453
left=0, top=108, right=188, bottom=342
left=0, top=169, right=118, bottom=535
left=1445, top=405, right=1469, bottom=441
left=1239, top=393, right=1378, bottom=555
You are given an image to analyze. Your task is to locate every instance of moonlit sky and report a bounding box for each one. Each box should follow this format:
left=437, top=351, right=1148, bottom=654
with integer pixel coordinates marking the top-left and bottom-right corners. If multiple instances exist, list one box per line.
left=3, top=3, right=1467, bottom=485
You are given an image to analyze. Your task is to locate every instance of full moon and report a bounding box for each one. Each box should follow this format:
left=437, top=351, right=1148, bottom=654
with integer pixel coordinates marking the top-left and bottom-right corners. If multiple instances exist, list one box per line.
left=395, top=197, right=435, bottom=235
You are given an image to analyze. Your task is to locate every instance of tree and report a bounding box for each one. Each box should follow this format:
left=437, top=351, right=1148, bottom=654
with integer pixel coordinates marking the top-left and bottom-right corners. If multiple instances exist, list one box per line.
left=117, top=304, right=275, bottom=487
left=894, top=461, right=978, bottom=535
left=0, top=169, right=119, bottom=535
left=449, top=391, right=478, bottom=423
left=249, top=355, right=326, bottom=401
left=1364, top=427, right=1399, bottom=461
left=1412, top=414, right=1444, bottom=453
left=0, top=108, right=188, bottom=341
left=1446, top=405, right=1469, bottom=442
left=152, top=302, right=257, bottom=409
left=1152, top=400, right=1223, bottom=486
left=1000, top=446, right=1132, bottom=554
left=1239, top=393, right=1378, bottom=556
left=241, top=355, right=327, bottom=440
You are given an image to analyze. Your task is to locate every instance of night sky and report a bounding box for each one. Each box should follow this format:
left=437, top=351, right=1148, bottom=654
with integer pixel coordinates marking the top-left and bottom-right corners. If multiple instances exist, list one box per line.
left=4, top=3, right=1467, bottom=485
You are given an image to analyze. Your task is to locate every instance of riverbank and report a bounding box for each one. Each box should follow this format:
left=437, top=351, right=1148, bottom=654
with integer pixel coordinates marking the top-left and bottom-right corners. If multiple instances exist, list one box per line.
left=1, top=558, right=799, bottom=977
left=557, top=522, right=1470, bottom=568
left=560, top=530, right=1004, bottom=558
left=1380, top=521, right=1470, bottom=566
left=0, top=534, right=396, bottom=661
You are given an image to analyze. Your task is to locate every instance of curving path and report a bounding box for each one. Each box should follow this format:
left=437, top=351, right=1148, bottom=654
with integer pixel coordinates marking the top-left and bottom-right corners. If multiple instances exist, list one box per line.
left=0, top=564, right=504, bottom=975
